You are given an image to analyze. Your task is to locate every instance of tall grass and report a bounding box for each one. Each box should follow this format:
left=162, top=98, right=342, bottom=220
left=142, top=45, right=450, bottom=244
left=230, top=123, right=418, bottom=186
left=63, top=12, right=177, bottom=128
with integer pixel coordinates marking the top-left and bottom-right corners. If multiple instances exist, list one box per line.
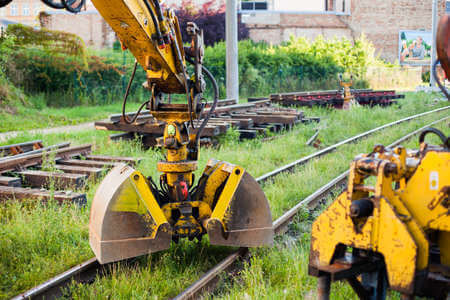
left=0, top=93, right=448, bottom=298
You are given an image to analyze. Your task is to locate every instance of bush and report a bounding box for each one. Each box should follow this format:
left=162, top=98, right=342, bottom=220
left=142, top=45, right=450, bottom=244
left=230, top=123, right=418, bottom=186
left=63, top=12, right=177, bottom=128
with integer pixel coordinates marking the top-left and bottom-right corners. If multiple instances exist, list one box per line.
left=3, top=24, right=147, bottom=107
left=203, top=36, right=374, bottom=97
left=3, top=25, right=376, bottom=106
left=0, top=34, right=28, bottom=110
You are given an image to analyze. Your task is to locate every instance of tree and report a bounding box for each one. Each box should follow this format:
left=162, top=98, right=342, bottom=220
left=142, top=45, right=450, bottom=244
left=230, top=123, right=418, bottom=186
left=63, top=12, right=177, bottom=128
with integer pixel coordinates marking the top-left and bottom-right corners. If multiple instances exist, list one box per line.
left=170, top=0, right=249, bottom=46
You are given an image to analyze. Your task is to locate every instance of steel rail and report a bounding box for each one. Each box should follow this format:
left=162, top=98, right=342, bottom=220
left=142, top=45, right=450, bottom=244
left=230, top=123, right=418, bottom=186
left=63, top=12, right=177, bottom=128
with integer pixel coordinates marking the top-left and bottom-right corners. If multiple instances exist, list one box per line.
left=11, top=258, right=101, bottom=300
left=13, top=109, right=449, bottom=300
left=0, top=143, right=71, bottom=162
left=174, top=116, right=449, bottom=300
left=256, top=105, right=449, bottom=183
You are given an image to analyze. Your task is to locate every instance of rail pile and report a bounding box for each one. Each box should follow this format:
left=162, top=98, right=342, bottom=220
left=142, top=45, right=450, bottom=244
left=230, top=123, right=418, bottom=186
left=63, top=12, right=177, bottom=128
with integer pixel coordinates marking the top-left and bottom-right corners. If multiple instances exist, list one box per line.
left=0, top=141, right=140, bottom=204
left=13, top=106, right=449, bottom=300
left=271, top=89, right=405, bottom=108
left=95, top=99, right=316, bottom=147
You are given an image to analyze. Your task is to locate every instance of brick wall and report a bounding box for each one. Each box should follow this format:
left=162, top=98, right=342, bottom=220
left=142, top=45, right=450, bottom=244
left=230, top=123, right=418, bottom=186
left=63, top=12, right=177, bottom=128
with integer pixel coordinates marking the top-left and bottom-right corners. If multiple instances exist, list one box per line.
left=244, top=0, right=447, bottom=62
left=343, top=0, right=446, bottom=61
left=40, top=11, right=115, bottom=48
left=245, top=13, right=352, bottom=44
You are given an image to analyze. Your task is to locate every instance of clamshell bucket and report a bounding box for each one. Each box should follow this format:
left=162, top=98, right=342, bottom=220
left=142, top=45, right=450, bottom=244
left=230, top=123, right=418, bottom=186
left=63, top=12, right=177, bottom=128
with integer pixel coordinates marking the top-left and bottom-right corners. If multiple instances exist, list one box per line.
left=200, top=160, right=274, bottom=247
left=89, top=164, right=171, bottom=264
left=89, top=160, right=273, bottom=264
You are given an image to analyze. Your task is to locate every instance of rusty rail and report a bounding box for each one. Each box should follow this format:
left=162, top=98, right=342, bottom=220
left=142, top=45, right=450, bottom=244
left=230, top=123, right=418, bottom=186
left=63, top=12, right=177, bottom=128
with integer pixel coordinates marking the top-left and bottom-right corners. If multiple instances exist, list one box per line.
left=12, top=107, right=449, bottom=299
left=0, top=143, right=141, bottom=204
left=0, top=140, right=44, bottom=157
left=271, top=89, right=405, bottom=108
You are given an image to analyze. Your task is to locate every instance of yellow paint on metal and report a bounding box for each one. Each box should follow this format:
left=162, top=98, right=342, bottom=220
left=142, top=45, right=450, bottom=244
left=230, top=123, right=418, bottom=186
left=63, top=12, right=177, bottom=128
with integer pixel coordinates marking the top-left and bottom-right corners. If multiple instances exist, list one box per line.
left=402, top=151, right=450, bottom=231
left=310, top=145, right=449, bottom=296
left=132, top=171, right=168, bottom=226
left=90, top=0, right=185, bottom=93
left=210, top=165, right=244, bottom=226
left=200, top=160, right=230, bottom=208
left=157, top=161, right=197, bottom=173
left=110, top=171, right=168, bottom=237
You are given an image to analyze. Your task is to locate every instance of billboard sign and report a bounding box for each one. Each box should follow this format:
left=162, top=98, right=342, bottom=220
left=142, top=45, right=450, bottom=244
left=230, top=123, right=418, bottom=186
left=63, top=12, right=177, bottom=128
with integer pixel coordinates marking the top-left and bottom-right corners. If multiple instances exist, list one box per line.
left=399, top=30, right=432, bottom=66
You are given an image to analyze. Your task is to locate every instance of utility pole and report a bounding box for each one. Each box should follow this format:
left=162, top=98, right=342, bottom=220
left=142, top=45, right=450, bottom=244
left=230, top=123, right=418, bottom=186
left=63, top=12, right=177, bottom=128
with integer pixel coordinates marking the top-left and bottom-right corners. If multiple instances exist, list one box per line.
left=430, top=0, right=438, bottom=86
left=226, top=0, right=239, bottom=101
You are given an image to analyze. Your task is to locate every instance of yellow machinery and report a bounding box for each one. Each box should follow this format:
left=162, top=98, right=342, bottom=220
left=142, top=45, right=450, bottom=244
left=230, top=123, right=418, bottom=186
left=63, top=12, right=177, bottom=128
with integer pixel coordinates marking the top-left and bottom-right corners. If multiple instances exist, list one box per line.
left=86, top=0, right=274, bottom=263
left=0, top=0, right=273, bottom=263
left=339, top=74, right=356, bottom=110
left=309, top=128, right=449, bottom=299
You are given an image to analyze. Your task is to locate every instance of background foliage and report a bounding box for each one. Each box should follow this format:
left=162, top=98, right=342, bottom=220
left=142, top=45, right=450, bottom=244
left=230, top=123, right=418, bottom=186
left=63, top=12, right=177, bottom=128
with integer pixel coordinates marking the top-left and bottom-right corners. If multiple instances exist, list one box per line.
left=1, top=24, right=377, bottom=107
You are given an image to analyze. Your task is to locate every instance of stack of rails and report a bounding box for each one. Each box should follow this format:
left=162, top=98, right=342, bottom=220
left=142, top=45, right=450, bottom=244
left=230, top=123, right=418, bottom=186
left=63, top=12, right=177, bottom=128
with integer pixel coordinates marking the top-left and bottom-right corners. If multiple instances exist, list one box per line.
left=0, top=142, right=140, bottom=205
left=271, top=89, right=405, bottom=108
left=95, top=98, right=313, bottom=147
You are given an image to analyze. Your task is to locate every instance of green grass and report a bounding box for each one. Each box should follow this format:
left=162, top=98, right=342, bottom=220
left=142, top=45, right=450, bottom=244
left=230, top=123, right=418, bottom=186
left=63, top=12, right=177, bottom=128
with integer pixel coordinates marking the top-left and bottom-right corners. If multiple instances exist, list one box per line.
left=0, top=100, right=143, bottom=133
left=209, top=122, right=449, bottom=300
left=0, top=92, right=448, bottom=299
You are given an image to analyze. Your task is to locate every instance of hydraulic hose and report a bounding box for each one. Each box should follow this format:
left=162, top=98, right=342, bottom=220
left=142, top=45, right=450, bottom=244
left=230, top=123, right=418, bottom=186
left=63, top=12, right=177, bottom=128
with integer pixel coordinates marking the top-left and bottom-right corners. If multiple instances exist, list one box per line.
left=142, top=0, right=164, bottom=45
left=41, top=0, right=64, bottom=9
left=62, top=0, right=84, bottom=13
left=151, top=0, right=164, bottom=23
left=122, top=61, right=149, bottom=124
left=185, top=56, right=219, bottom=145
left=432, top=59, right=450, bottom=100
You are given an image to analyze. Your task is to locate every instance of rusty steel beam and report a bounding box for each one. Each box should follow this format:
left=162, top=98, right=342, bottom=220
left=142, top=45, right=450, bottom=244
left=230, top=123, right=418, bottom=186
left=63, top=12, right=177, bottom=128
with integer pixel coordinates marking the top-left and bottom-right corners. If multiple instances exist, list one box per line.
left=0, top=143, right=70, bottom=162
left=95, top=121, right=164, bottom=134
left=84, top=155, right=141, bottom=166
left=54, top=164, right=103, bottom=179
left=0, top=186, right=86, bottom=205
left=0, top=140, right=44, bottom=157
left=230, top=114, right=298, bottom=125
left=306, top=130, right=320, bottom=146
left=57, top=159, right=119, bottom=169
left=0, top=145, right=92, bottom=173
left=18, top=170, right=88, bottom=189
left=271, top=89, right=403, bottom=108
left=0, top=176, right=21, bottom=187
left=108, top=99, right=239, bottom=124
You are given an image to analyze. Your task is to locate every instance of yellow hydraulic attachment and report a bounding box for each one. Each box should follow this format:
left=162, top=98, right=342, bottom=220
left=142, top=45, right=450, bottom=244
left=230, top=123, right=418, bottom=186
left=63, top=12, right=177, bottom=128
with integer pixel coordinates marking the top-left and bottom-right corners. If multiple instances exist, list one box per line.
left=339, top=74, right=356, bottom=110
left=87, top=0, right=273, bottom=263
left=309, top=128, right=449, bottom=299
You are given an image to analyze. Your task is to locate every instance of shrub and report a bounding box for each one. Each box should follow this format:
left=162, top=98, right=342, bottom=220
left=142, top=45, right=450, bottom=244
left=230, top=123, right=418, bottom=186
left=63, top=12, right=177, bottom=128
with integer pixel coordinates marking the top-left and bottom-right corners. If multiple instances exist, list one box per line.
left=203, top=36, right=374, bottom=97
left=5, top=24, right=86, bottom=60
left=3, top=26, right=376, bottom=106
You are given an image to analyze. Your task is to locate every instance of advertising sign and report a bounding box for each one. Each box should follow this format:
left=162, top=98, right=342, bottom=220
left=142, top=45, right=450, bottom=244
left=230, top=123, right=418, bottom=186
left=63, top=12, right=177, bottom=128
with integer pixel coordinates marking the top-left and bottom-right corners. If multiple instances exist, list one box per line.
left=399, top=30, right=432, bottom=65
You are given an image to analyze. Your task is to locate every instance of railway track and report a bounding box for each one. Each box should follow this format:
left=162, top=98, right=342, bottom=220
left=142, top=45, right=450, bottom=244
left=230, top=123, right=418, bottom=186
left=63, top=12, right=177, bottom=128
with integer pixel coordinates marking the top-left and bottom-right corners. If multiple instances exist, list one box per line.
left=12, top=106, right=449, bottom=300
left=174, top=116, right=450, bottom=300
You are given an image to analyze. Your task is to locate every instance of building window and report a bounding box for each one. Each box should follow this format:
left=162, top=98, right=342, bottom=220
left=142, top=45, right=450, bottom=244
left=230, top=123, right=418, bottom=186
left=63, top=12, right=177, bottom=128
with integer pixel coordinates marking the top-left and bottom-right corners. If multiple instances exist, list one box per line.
left=34, top=3, right=41, bottom=15
left=10, top=3, right=18, bottom=16
left=23, top=3, right=30, bottom=16
left=0, top=7, right=5, bottom=17
left=446, top=1, right=450, bottom=13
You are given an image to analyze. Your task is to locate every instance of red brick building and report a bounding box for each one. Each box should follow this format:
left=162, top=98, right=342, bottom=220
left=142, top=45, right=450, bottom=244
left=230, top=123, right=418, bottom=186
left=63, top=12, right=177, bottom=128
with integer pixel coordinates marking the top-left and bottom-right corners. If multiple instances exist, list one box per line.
left=243, top=0, right=447, bottom=62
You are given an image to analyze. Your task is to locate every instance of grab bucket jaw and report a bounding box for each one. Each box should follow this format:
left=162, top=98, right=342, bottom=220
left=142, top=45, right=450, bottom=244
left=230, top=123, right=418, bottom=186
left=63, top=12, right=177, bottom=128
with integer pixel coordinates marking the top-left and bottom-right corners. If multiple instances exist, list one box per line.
left=200, top=160, right=274, bottom=247
left=89, top=160, right=274, bottom=264
left=89, top=164, right=171, bottom=264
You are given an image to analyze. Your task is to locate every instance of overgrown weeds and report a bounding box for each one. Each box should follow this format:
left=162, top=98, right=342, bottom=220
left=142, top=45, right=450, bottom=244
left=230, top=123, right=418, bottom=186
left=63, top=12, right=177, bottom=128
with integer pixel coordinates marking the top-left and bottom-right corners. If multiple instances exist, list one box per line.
left=0, top=93, right=448, bottom=298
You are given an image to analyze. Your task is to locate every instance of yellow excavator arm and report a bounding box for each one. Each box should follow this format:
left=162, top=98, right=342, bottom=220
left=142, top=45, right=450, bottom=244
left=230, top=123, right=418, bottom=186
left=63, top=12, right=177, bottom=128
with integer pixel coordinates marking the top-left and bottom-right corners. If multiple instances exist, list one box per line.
left=91, top=0, right=187, bottom=94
